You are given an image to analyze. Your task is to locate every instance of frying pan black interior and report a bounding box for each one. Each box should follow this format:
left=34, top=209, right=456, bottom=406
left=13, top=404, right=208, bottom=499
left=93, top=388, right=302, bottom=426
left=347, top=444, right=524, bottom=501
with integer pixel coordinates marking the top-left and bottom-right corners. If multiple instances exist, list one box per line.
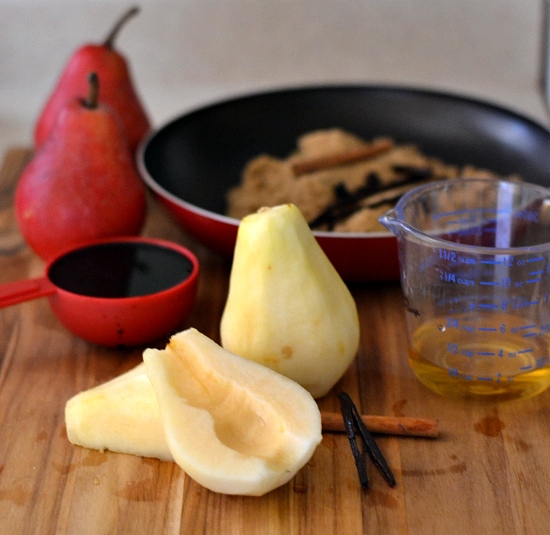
left=141, top=85, right=550, bottom=216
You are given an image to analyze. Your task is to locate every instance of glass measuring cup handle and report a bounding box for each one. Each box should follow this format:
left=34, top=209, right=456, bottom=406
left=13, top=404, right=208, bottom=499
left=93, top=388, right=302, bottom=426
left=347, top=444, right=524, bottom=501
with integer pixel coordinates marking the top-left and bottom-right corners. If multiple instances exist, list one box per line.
left=0, top=277, right=57, bottom=308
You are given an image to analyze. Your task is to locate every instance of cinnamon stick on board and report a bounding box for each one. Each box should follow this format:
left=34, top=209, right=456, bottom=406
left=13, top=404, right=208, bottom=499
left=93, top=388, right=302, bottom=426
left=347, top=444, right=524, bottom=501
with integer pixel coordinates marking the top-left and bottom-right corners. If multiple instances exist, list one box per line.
left=321, top=412, right=439, bottom=438
left=291, top=138, right=394, bottom=176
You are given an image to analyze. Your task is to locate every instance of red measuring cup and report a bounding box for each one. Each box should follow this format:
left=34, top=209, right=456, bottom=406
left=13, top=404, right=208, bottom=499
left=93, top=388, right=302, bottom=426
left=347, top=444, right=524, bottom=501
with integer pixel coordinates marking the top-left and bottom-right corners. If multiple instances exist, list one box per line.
left=0, top=236, right=199, bottom=347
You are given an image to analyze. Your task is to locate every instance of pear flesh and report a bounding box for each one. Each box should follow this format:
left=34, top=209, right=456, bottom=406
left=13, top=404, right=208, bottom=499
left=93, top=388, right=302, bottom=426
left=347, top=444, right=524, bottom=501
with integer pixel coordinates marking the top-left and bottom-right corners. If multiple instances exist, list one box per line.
left=65, top=363, right=172, bottom=461
left=65, top=328, right=322, bottom=497
left=143, top=328, right=322, bottom=497
left=220, top=204, right=360, bottom=398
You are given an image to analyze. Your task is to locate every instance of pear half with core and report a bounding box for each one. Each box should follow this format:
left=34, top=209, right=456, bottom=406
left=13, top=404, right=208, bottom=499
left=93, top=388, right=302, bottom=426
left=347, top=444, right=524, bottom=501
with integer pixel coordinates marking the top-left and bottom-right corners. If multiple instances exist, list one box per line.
left=143, top=328, right=322, bottom=496
left=220, top=204, right=360, bottom=398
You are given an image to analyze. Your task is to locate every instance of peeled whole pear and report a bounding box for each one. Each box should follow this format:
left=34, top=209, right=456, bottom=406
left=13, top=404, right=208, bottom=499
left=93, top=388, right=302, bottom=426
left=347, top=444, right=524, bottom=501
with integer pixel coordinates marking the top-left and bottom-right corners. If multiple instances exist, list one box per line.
left=220, top=204, right=360, bottom=398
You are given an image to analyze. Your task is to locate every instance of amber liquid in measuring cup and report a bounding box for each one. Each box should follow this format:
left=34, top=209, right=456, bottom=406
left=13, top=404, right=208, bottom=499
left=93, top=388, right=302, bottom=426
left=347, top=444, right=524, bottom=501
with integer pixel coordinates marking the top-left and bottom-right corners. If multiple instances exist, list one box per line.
left=408, top=312, right=550, bottom=400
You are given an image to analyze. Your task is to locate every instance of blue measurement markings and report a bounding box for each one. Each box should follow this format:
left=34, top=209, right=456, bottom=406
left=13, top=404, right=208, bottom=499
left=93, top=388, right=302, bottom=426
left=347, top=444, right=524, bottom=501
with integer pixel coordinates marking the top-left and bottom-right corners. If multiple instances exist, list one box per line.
left=433, top=207, right=538, bottom=223
left=475, top=256, right=546, bottom=289
left=443, top=316, right=541, bottom=380
left=432, top=207, right=512, bottom=221
left=479, top=256, right=545, bottom=266
left=437, top=251, right=547, bottom=290
left=464, top=298, right=541, bottom=312
left=446, top=368, right=511, bottom=382
left=527, top=270, right=544, bottom=284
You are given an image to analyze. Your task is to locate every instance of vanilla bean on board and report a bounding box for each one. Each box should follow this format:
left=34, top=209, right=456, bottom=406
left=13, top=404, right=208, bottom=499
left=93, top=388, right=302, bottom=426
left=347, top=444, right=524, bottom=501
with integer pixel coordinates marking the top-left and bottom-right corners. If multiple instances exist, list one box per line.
left=338, top=392, right=397, bottom=489
left=339, top=393, right=370, bottom=489
left=346, top=395, right=396, bottom=488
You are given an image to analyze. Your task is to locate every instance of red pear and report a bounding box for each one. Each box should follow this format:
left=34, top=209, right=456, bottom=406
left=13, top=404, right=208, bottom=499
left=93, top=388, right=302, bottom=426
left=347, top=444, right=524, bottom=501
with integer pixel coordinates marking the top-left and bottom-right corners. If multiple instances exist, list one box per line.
left=34, top=6, right=150, bottom=154
left=16, top=72, right=147, bottom=261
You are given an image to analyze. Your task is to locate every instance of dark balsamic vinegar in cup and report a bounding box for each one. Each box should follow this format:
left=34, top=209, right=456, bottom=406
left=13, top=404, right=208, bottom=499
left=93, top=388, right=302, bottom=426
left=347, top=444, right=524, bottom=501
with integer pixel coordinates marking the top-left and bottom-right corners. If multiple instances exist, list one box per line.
left=48, top=242, right=194, bottom=298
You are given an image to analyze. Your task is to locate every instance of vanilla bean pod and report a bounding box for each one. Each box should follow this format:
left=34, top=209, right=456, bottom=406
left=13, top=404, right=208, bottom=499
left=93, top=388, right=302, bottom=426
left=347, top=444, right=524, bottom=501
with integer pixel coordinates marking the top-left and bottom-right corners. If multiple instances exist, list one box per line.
left=347, top=394, right=396, bottom=487
left=338, top=392, right=397, bottom=489
left=339, top=393, right=370, bottom=489
left=309, top=166, right=434, bottom=229
left=391, top=165, right=433, bottom=181
left=308, top=172, right=381, bottom=229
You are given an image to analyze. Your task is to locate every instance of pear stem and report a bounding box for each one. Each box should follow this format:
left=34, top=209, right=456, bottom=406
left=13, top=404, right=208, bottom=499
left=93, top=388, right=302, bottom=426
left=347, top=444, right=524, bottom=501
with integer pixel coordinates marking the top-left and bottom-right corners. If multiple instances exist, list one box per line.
left=84, top=72, right=100, bottom=109
left=103, top=6, right=140, bottom=49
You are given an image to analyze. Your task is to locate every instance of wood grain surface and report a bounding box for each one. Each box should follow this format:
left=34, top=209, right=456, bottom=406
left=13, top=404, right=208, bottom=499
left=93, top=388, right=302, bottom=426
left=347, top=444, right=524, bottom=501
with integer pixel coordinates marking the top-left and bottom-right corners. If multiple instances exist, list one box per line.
left=1, top=148, right=550, bottom=535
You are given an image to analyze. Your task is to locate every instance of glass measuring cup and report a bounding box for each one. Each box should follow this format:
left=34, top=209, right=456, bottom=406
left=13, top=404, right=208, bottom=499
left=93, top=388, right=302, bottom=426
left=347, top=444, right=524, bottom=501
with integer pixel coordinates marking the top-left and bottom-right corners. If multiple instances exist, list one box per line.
left=380, top=177, right=550, bottom=401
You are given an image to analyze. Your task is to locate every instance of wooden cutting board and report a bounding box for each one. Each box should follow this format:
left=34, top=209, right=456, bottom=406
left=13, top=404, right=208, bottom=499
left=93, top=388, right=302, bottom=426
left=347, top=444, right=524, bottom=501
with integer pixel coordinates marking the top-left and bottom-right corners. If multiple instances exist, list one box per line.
left=1, top=148, right=550, bottom=535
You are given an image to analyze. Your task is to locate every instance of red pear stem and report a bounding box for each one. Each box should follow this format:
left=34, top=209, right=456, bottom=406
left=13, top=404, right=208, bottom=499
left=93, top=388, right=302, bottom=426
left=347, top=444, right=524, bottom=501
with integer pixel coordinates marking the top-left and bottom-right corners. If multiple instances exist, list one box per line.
left=103, top=6, right=140, bottom=49
left=84, top=72, right=100, bottom=109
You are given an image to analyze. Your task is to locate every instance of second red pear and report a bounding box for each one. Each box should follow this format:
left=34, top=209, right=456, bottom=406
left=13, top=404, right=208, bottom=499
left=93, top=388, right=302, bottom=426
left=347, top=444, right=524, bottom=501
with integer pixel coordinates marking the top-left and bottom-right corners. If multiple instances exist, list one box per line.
left=34, top=6, right=151, bottom=154
left=16, top=73, right=147, bottom=261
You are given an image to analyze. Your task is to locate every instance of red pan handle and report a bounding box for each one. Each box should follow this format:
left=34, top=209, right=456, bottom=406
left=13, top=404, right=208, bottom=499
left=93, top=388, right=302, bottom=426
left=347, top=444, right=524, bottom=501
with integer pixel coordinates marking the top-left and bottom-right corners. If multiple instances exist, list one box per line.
left=0, top=277, right=57, bottom=308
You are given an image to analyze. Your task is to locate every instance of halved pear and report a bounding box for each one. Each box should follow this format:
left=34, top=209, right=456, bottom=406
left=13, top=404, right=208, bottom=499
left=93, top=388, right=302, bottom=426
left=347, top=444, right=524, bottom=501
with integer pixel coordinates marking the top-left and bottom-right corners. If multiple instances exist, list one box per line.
left=220, top=203, right=360, bottom=398
left=143, top=327, right=322, bottom=497
left=65, top=363, right=172, bottom=461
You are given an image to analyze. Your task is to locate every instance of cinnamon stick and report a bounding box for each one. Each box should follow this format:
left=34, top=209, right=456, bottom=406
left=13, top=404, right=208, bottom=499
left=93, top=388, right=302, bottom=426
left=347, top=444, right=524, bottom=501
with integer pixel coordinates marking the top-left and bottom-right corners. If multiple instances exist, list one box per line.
left=321, top=411, right=439, bottom=438
left=291, top=138, right=394, bottom=176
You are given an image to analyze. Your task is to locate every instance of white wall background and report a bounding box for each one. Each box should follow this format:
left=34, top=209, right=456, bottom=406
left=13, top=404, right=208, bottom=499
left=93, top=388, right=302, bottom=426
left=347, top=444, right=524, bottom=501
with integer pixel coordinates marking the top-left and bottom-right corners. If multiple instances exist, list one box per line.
left=0, top=0, right=547, bottom=157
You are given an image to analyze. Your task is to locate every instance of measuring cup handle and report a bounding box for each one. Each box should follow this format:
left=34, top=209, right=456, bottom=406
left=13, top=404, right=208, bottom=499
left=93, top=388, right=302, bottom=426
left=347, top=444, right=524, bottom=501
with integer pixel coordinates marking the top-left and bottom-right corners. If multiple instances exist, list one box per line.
left=0, top=277, right=57, bottom=308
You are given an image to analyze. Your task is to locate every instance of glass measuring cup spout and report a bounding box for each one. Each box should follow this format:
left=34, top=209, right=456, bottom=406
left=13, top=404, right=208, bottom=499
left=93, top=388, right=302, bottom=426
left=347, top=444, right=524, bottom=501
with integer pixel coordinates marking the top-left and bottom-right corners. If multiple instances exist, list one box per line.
left=379, top=177, right=550, bottom=401
left=379, top=208, right=414, bottom=239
